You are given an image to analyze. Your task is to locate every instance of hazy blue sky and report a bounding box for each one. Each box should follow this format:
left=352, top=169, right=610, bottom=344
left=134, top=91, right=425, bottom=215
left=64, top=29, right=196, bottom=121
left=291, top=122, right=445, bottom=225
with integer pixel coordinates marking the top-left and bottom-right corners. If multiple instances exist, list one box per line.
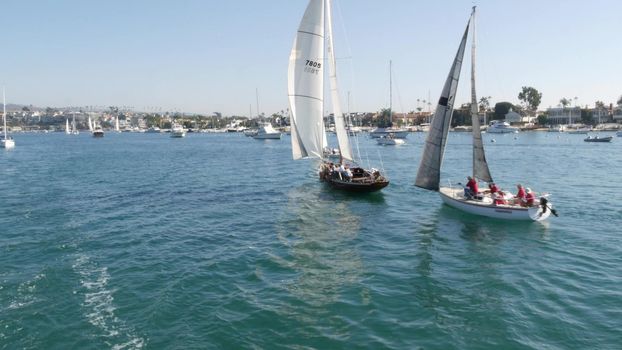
left=2, top=0, right=620, bottom=115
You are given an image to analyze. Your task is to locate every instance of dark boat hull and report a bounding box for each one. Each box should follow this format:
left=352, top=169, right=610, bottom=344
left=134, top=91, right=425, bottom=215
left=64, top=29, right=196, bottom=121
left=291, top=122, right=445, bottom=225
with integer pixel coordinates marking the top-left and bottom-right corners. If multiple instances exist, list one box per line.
left=319, top=163, right=389, bottom=192
left=325, top=178, right=389, bottom=192
left=584, top=136, right=612, bottom=142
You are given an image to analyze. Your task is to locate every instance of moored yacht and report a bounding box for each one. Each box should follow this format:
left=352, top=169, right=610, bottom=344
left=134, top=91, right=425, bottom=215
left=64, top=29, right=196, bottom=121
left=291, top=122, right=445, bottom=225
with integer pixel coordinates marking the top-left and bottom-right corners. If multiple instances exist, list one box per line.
left=170, top=123, right=186, bottom=138
left=487, top=120, right=519, bottom=133
left=252, top=123, right=280, bottom=139
left=92, top=124, right=104, bottom=137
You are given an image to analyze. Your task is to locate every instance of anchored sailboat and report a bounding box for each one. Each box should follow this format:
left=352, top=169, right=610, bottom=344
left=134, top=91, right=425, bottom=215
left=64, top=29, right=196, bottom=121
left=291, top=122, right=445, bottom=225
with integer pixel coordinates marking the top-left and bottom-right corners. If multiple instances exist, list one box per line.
left=288, top=0, right=388, bottom=192
left=1, top=89, right=15, bottom=149
left=415, top=7, right=554, bottom=221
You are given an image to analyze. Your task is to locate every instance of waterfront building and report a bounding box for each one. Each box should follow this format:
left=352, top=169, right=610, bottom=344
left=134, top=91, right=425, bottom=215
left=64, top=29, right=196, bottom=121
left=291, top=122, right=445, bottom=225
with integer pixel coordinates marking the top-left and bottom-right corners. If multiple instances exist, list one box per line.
left=546, top=106, right=582, bottom=125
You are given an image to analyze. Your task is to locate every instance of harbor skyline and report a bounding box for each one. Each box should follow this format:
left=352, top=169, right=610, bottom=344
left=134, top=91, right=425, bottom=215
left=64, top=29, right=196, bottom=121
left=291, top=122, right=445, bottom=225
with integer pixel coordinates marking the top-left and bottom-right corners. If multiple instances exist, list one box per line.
left=2, top=0, right=621, bottom=115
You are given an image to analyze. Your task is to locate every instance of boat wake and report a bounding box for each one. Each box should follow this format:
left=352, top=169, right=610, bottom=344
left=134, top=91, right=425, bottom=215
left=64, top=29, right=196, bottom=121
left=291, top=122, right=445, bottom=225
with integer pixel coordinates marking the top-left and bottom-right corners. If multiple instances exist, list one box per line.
left=73, top=254, right=145, bottom=350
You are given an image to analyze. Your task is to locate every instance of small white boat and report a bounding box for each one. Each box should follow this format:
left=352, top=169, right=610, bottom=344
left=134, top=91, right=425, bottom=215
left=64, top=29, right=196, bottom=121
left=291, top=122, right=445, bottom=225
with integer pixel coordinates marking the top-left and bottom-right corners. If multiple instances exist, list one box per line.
left=369, top=127, right=408, bottom=139
left=92, top=125, right=104, bottom=137
left=439, top=187, right=552, bottom=221
left=376, top=134, right=405, bottom=145
left=323, top=147, right=341, bottom=160
left=567, top=127, right=591, bottom=134
left=547, top=125, right=565, bottom=133
left=146, top=127, right=161, bottom=133
left=487, top=120, right=519, bottom=133
left=1, top=90, right=15, bottom=149
left=170, top=123, right=186, bottom=138
left=252, top=123, right=280, bottom=139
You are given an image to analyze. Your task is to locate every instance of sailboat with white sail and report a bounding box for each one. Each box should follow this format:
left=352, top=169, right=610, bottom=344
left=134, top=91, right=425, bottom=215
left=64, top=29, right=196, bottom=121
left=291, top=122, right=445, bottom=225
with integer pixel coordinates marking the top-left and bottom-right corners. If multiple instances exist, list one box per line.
left=70, top=113, right=79, bottom=135
left=65, top=118, right=71, bottom=134
left=1, top=89, right=15, bottom=149
left=415, top=7, right=555, bottom=221
left=371, top=60, right=408, bottom=140
left=288, top=0, right=388, bottom=192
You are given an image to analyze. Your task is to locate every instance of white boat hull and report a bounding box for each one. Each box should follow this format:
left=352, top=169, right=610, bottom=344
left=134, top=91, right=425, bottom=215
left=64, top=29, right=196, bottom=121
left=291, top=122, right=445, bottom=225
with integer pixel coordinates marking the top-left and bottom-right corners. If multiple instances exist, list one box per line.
left=439, top=187, right=551, bottom=221
left=376, top=138, right=405, bottom=145
left=253, top=132, right=281, bottom=139
left=171, top=131, right=186, bottom=138
left=370, top=129, right=408, bottom=139
left=1, top=138, right=15, bottom=149
left=486, top=127, right=518, bottom=133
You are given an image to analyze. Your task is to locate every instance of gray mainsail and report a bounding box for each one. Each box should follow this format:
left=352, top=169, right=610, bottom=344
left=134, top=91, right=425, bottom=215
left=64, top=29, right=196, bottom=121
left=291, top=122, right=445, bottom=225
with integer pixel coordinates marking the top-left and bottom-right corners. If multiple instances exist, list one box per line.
left=469, top=7, right=493, bottom=183
left=415, top=17, right=471, bottom=191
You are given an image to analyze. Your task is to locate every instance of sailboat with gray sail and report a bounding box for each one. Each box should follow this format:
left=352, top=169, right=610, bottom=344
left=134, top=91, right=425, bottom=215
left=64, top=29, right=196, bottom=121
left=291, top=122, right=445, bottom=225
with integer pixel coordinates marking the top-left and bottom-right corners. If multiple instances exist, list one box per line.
left=415, top=7, right=555, bottom=221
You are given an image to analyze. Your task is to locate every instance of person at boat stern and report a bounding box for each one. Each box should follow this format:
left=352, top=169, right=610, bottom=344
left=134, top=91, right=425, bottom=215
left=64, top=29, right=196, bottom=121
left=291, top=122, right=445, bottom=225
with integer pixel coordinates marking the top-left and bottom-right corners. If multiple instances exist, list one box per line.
left=464, top=176, right=478, bottom=199
left=514, top=184, right=526, bottom=205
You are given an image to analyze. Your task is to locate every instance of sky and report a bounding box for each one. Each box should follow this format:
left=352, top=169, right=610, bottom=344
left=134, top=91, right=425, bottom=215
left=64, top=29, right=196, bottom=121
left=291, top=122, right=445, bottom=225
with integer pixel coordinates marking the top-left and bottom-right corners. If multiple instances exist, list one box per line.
left=1, top=0, right=621, bottom=116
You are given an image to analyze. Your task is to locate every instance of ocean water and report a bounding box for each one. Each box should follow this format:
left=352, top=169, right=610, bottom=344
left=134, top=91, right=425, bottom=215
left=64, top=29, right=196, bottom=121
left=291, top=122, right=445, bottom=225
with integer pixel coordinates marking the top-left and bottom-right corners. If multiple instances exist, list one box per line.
left=1, top=131, right=621, bottom=349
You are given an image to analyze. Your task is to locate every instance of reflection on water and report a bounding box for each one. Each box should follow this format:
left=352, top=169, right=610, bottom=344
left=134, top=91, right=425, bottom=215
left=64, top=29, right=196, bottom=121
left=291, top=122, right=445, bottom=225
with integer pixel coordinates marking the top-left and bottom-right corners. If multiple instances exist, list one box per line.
left=275, top=183, right=364, bottom=308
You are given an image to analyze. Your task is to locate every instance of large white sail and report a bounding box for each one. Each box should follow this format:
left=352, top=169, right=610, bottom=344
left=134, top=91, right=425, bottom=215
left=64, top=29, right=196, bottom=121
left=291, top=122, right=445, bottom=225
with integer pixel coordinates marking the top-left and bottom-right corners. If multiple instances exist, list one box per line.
left=66, top=119, right=70, bottom=134
left=115, top=116, right=120, bottom=132
left=288, top=0, right=325, bottom=160
left=469, top=7, right=493, bottom=183
left=325, top=0, right=353, bottom=162
left=415, top=19, right=471, bottom=191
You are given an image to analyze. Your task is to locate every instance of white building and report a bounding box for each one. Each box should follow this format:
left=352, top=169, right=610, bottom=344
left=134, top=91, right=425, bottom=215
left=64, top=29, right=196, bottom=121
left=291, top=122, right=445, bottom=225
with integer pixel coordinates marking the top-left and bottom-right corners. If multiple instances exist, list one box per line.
left=546, top=107, right=581, bottom=125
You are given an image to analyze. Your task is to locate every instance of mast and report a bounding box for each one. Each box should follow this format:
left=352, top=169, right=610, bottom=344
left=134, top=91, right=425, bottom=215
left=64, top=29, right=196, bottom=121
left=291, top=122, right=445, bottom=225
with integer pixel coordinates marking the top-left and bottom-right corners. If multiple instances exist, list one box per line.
left=2, top=89, right=6, bottom=139
left=389, top=60, right=393, bottom=125
left=256, top=88, right=260, bottom=118
left=470, top=6, right=493, bottom=183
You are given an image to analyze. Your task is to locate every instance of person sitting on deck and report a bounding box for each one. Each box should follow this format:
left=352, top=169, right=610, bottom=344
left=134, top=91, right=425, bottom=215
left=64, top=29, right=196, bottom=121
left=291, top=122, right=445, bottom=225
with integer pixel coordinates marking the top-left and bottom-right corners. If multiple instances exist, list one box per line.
left=486, top=182, right=499, bottom=195
left=344, top=164, right=353, bottom=181
left=525, top=188, right=536, bottom=207
left=464, top=176, right=478, bottom=199
left=514, top=184, right=526, bottom=206
left=493, top=190, right=507, bottom=205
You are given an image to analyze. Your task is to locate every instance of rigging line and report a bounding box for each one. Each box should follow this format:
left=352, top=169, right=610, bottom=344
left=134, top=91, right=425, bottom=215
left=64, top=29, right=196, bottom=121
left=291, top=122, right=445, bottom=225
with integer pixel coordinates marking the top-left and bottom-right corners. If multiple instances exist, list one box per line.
left=391, top=61, right=407, bottom=119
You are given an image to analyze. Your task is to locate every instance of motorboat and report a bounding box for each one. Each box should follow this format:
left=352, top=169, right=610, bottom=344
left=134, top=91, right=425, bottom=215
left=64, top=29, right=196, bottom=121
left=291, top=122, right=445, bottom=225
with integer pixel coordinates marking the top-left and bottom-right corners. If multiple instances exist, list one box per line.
left=252, top=123, right=280, bottom=139
left=376, top=133, right=405, bottom=145
left=369, top=127, right=408, bottom=139
left=584, top=135, right=612, bottom=142
left=487, top=120, right=519, bottom=133
left=92, top=125, right=104, bottom=138
left=170, top=123, right=186, bottom=138
left=146, top=127, right=161, bottom=133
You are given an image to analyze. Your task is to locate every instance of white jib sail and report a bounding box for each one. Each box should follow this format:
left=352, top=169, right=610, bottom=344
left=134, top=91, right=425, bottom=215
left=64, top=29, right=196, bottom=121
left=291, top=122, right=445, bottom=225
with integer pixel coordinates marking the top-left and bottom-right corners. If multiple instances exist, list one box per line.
left=288, top=0, right=325, bottom=160
left=115, top=116, right=120, bottom=132
left=88, top=116, right=93, bottom=132
left=415, top=18, right=471, bottom=191
left=469, top=7, right=493, bottom=183
left=325, top=0, right=353, bottom=162
left=66, top=119, right=70, bottom=134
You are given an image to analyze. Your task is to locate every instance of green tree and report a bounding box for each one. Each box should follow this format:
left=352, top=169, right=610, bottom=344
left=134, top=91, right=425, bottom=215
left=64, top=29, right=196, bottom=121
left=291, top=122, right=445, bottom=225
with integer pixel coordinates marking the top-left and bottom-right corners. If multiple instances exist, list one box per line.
left=559, top=98, right=571, bottom=108
left=518, top=86, right=542, bottom=114
left=375, top=108, right=393, bottom=127
left=451, top=103, right=472, bottom=127
left=478, top=96, right=491, bottom=112
left=537, top=114, right=548, bottom=126
left=581, top=109, right=594, bottom=125
left=493, top=102, right=514, bottom=119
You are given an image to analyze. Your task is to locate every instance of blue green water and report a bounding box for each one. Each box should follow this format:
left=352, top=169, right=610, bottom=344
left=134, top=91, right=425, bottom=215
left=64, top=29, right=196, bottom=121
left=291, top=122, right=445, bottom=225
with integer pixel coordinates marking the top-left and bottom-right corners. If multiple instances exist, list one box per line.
left=1, top=131, right=621, bottom=349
